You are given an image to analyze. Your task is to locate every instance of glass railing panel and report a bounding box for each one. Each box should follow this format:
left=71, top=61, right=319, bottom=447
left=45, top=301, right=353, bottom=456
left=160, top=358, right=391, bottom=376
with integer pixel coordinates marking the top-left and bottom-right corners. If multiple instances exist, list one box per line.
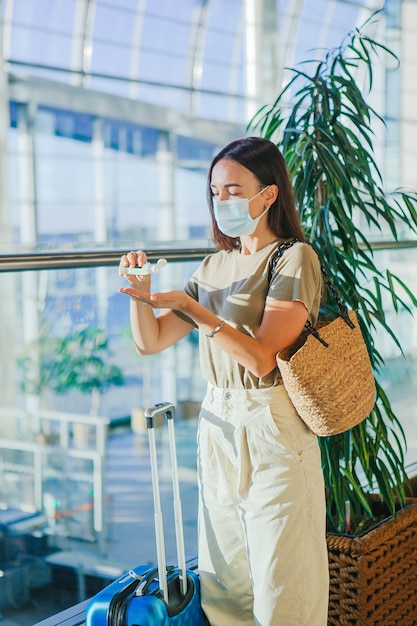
left=0, top=255, right=205, bottom=623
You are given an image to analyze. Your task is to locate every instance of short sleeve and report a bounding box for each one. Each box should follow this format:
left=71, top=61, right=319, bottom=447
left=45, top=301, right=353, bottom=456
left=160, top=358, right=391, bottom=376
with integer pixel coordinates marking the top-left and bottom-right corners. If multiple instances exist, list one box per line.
left=172, top=271, right=200, bottom=328
left=267, top=242, right=322, bottom=322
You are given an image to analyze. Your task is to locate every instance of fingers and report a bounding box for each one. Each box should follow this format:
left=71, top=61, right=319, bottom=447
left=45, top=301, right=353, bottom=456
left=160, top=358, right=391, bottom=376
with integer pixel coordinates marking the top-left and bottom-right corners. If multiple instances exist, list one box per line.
left=119, top=250, right=147, bottom=269
left=119, top=287, right=154, bottom=305
left=119, top=250, right=149, bottom=282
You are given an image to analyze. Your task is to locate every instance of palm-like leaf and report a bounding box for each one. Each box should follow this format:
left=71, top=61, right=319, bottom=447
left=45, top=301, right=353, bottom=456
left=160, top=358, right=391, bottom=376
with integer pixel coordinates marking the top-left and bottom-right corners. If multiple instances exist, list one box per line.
left=249, top=13, right=417, bottom=533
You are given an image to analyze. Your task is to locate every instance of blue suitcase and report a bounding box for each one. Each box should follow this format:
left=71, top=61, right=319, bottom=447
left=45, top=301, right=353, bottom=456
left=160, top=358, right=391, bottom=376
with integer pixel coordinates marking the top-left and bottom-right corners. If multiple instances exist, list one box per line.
left=86, top=402, right=206, bottom=625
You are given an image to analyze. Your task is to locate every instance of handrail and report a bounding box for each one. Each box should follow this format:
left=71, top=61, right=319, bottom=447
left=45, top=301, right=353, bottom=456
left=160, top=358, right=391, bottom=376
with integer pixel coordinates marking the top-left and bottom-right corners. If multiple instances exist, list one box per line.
left=0, top=240, right=417, bottom=273
left=0, top=245, right=216, bottom=272
left=1, top=239, right=417, bottom=273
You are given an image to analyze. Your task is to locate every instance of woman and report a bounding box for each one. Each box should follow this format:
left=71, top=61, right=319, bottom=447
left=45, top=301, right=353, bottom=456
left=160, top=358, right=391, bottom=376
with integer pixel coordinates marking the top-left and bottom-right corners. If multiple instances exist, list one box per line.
left=119, top=137, right=329, bottom=625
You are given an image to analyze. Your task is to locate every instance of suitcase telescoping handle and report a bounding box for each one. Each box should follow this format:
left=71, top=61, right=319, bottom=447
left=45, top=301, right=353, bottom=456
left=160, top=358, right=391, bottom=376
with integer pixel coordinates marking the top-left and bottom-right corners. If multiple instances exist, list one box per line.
left=144, top=402, right=187, bottom=604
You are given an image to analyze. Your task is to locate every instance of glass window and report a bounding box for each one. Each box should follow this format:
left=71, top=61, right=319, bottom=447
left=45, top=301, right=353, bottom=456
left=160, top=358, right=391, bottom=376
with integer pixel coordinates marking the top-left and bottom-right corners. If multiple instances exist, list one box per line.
left=9, top=0, right=75, bottom=68
left=36, top=134, right=96, bottom=240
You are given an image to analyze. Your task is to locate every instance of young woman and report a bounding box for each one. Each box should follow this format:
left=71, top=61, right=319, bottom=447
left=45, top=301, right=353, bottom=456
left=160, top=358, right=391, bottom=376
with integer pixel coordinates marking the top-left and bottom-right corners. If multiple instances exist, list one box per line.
left=119, top=137, right=329, bottom=625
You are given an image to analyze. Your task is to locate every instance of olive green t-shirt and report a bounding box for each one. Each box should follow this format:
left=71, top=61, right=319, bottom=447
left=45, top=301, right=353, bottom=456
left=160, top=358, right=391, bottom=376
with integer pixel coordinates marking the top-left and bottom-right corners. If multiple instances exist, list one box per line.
left=181, top=239, right=322, bottom=389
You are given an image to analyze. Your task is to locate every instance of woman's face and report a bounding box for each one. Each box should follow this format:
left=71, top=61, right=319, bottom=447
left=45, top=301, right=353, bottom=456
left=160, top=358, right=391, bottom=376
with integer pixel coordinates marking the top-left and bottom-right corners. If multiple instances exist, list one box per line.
left=210, top=158, right=268, bottom=219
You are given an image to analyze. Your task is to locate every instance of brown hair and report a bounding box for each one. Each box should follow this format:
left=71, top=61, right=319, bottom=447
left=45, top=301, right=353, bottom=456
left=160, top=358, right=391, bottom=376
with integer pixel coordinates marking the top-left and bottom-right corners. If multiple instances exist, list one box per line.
left=207, top=137, right=305, bottom=250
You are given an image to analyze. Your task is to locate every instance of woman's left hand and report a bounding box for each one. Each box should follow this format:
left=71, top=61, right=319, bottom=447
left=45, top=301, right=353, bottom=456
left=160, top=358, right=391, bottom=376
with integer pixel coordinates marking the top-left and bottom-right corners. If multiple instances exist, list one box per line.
left=119, top=287, right=188, bottom=311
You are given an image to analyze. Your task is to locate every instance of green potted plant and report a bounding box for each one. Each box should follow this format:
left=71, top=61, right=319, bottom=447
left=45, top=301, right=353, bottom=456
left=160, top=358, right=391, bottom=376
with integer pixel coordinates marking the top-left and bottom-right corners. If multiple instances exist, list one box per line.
left=18, top=325, right=124, bottom=422
left=249, top=12, right=417, bottom=624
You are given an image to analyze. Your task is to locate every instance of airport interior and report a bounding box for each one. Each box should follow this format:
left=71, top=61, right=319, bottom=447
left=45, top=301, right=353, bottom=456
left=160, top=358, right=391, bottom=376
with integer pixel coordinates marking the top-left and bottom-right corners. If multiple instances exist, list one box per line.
left=0, top=0, right=417, bottom=624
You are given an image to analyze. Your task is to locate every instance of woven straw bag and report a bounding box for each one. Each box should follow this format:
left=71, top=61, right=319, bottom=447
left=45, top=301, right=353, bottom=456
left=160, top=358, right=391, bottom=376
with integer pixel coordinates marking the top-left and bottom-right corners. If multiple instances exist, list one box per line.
left=270, top=240, right=376, bottom=437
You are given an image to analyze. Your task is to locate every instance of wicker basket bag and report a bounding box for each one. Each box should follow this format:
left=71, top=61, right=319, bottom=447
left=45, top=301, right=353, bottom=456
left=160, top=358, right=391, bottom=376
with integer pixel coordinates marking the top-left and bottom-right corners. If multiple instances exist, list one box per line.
left=276, top=309, right=376, bottom=436
left=270, top=240, right=376, bottom=436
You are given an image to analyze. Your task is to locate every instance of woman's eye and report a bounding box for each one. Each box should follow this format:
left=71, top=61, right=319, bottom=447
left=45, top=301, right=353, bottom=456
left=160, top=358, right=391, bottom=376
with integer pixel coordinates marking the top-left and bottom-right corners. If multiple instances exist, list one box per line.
left=211, top=189, right=240, bottom=198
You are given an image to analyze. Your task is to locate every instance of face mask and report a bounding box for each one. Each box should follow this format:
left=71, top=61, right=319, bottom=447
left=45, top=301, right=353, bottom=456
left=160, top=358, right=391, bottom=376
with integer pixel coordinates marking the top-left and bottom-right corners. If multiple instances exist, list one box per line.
left=213, top=186, right=270, bottom=237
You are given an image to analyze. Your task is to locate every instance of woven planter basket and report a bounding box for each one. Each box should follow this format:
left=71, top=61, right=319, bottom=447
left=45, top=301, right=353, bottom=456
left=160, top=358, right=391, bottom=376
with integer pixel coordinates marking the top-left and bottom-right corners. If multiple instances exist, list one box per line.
left=326, top=498, right=417, bottom=625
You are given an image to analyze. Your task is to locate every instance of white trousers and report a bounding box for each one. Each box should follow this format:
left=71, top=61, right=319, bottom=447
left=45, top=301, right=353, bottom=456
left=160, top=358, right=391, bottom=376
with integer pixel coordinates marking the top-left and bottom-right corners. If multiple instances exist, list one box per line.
left=197, top=384, right=329, bottom=626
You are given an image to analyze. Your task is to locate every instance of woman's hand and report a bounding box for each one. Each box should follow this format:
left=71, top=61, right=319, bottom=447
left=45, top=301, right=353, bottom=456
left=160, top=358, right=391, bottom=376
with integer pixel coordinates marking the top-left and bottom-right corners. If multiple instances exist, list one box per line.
left=119, top=250, right=151, bottom=288
left=118, top=251, right=195, bottom=354
left=119, top=287, right=189, bottom=312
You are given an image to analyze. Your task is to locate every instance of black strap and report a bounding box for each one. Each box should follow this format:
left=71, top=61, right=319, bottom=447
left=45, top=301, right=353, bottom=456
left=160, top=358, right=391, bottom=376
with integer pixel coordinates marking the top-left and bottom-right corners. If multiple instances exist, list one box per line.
left=268, top=239, right=355, bottom=345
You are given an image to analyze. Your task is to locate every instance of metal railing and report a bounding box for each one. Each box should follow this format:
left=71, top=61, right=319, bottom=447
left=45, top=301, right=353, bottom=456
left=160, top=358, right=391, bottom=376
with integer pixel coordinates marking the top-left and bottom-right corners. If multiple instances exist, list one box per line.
left=0, top=408, right=109, bottom=555
left=0, top=245, right=215, bottom=272
left=1, top=239, right=416, bottom=272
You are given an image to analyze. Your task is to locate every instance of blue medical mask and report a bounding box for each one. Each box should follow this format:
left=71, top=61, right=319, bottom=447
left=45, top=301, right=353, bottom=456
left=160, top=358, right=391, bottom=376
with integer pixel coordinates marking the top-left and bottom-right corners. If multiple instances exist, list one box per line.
left=213, top=186, right=270, bottom=237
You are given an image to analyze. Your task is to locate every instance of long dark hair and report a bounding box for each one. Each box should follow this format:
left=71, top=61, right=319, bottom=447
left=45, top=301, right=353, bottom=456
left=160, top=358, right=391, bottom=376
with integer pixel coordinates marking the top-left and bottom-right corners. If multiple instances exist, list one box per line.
left=207, top=137, right=305, bottom=250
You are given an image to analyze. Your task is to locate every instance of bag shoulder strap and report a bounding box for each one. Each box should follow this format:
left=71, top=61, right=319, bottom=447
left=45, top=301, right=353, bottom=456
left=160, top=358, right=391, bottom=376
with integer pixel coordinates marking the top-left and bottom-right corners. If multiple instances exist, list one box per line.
left=268, top=238, right=302, bottom=283
left=268, top=238, right=355, bottom=331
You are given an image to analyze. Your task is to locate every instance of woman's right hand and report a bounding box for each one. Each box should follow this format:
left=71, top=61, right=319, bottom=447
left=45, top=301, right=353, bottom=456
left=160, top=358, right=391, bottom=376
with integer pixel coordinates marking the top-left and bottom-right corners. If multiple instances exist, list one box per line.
left=118, top=250, right=151, bottom=288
